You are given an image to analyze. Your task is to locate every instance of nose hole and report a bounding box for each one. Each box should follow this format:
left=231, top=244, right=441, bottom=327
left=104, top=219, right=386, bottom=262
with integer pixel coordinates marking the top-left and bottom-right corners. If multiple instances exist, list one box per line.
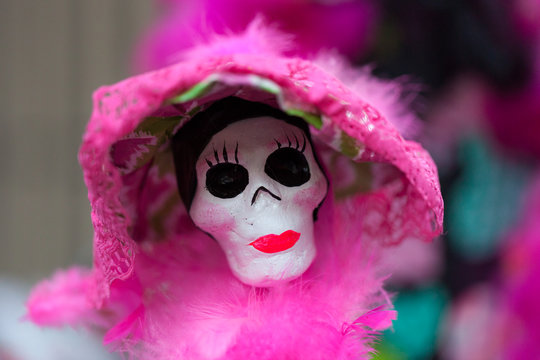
left=251, top=186, right=281, bottom=206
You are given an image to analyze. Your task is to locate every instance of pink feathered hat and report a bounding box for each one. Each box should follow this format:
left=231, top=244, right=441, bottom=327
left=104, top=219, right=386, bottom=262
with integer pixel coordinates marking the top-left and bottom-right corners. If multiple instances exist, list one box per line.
left=77, top=21, right=443, bottom=305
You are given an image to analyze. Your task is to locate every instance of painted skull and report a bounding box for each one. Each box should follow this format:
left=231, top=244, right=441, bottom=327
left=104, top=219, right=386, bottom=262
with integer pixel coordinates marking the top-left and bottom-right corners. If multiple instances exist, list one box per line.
left=189, top=116, right=328, bottom=286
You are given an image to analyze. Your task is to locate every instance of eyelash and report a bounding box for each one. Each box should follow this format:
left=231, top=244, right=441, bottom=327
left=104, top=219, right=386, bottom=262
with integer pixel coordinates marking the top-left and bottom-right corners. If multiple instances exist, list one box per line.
left=274, top=133, right=306, bottom=153
left=206, top=142, right=239, bottom=167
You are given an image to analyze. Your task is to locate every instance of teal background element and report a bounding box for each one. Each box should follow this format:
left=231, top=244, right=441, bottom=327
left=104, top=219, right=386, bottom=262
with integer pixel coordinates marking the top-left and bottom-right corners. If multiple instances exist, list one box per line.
left=447, top=136, right=532, bottom=261
left=374, top=286, right=449, bottom=360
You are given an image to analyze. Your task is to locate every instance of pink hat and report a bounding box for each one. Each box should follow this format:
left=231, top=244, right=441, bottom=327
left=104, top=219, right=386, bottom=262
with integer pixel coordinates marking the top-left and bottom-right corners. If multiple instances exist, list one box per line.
left=77, top=22, right=443, bottom=305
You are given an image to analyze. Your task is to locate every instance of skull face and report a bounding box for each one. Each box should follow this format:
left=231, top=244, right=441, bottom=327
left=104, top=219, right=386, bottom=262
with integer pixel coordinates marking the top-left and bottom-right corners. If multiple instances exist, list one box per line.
left=189, top=117, right=328, bottom=286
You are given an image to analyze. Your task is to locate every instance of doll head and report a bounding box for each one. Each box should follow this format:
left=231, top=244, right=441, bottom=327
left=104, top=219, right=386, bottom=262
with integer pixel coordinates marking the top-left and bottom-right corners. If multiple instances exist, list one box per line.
left=172, top=97, right=328, bottom=286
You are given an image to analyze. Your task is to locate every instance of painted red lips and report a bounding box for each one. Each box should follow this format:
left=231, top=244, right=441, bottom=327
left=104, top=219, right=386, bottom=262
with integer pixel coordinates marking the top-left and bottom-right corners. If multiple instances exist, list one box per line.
left=249, top=230, right=301, bottom=253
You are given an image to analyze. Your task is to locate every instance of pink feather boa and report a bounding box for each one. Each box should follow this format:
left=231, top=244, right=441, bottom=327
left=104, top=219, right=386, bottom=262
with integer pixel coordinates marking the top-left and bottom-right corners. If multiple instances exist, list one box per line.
left=29, top=199, right=395, bottom=359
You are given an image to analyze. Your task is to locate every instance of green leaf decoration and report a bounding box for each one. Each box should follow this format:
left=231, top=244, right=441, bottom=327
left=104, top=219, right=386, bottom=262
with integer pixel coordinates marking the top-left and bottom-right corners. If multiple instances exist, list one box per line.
left=168, top=80, right=215, bottom=104
left=285, top=108, right=322, bottom=129
left=248, top=75, right=281, bottom=94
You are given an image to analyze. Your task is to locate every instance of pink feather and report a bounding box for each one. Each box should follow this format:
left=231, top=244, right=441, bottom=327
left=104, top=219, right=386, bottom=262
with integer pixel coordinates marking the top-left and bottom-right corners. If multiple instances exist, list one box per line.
left=26, top=268, right=99, bottom=327
left=133, top=0, right=379, bottom=72
left=104, top=200, right=396, bottom=359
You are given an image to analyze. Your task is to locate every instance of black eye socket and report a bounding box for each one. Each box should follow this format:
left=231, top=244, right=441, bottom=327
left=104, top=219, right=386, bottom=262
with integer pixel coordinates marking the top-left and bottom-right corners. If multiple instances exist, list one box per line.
left=206, top=163, right=249, bottom=198
left=265, top=148, right=311, bottom=187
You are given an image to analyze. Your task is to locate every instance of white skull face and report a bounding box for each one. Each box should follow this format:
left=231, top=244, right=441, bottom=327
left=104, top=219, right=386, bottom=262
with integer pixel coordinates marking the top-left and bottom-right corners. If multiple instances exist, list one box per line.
left=189, top=117, right=328, bottom=287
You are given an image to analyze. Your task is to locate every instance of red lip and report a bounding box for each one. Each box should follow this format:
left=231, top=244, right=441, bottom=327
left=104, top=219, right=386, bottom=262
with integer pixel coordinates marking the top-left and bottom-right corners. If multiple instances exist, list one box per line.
left=249, top=230, right=301, bottom=253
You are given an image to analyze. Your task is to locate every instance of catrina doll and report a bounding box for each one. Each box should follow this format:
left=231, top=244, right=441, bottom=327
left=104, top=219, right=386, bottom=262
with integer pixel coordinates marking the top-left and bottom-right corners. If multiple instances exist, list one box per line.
left=27, top=22, right=443, bottom=359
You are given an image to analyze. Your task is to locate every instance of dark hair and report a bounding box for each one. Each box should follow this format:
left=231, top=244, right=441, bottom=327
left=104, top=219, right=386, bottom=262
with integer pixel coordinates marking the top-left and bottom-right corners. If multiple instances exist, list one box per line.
left=171, top=97, right=313, bottom=211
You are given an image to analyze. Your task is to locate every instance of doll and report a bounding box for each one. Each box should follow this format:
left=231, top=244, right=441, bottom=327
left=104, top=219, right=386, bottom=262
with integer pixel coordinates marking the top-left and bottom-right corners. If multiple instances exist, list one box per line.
left=27, top=22, right=443, bottom=359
